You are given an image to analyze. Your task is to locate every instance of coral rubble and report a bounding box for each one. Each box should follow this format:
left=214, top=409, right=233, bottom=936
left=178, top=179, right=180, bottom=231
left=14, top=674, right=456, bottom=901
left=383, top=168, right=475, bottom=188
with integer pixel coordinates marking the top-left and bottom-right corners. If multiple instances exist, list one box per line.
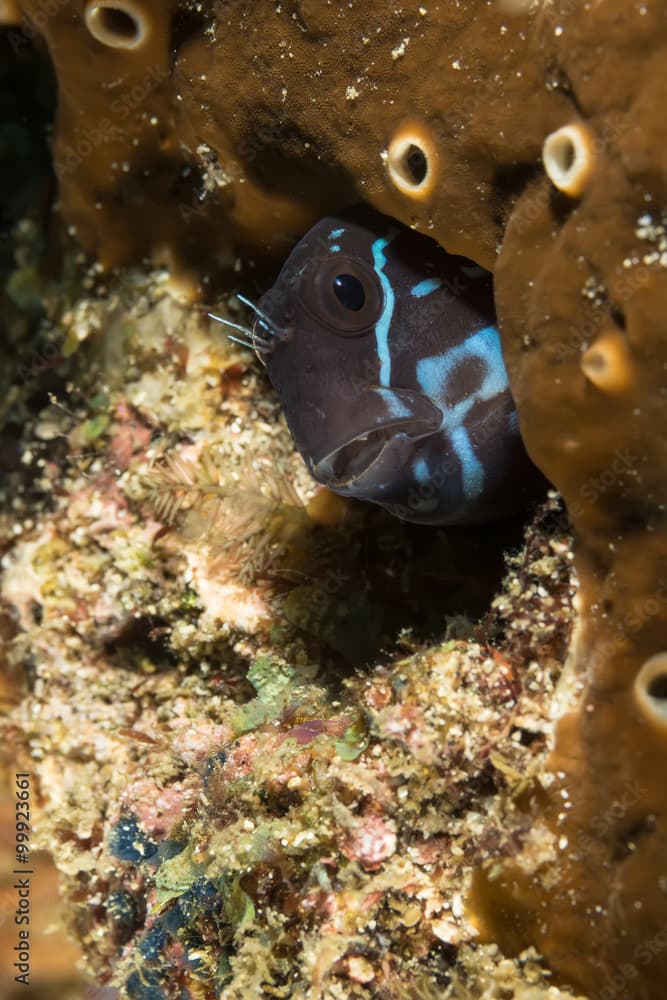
left=4, top=0, right=667, bottom=995
left=2, top=275, right=574, bottom=1000
left=1, top=255, right=578, bottom=998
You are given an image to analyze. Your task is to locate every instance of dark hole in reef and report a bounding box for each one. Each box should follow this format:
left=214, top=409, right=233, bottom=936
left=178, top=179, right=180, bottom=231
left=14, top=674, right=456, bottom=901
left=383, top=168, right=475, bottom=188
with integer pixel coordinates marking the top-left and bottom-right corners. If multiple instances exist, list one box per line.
left=547, top=185, right=576, bottom=228
left=614, top=509, right=649, bottom=536
left=298, top=505, right=531, bottom=672
left=107, top=889, right=145, bottom=947
left=610, top=304, right=626, bottom=330
left=612, top=813, right=656, bottom=862
left=588, top=287, right=627, bottom=336
left=239, top=108, right=352, bottom=207
left=405, top=143, right=428, bottom=185
left=95, top=6, right=140, bottom=42
left=429, top=940, right=459, bottom=971
left=491, top=162, right=542, bottom=232
left=512, top=726, right=541, bottom=747
left=0, top=420, right=23, bottom=479
left=102, top=614, right=177, bottom=670
left=170, top=4, right=208, bottom=62
left=167, top=161, right=206, bottom=212
left=468, top=758, right=498, bottom=797
left=553, top=136, right=575, bottom=173
left=259, top=785, right=302, bottom=817
left=1, top=29, right=69, bottom=522
left=0, top=415, right=66, bottom=517
left=544, top=62, right=584, bottom=116
left=0, top=28, right=56, bottom=267
left=648, top=672, right=667, bottom=700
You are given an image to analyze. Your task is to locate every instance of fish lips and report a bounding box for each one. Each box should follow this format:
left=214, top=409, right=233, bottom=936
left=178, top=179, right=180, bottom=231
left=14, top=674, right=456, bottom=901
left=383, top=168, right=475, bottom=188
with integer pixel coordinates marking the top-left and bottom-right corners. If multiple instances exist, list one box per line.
left=311, top=386, right=442, bottom=488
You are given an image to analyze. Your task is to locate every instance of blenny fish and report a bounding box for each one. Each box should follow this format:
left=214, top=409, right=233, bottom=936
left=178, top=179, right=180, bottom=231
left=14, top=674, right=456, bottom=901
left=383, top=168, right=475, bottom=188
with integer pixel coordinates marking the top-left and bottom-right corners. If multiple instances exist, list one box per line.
left=212, top=207, right=542, bottom=525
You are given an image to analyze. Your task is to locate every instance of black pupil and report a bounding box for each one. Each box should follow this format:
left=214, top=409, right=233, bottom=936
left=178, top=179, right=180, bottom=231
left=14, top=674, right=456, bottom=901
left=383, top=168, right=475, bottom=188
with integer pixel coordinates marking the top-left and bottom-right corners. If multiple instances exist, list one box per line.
left=407, top=145, right=427, bottom=184
left=332, top=273, right=365, bottom=311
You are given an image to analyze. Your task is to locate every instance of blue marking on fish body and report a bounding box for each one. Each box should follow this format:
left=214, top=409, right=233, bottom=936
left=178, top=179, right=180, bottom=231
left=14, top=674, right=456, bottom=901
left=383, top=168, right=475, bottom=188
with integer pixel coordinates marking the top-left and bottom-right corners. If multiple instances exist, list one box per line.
left=415, top=326, right=509, bottom=502
left=371, top=231, right=398, bottom=387
left=450, top=426, right=485, bottom=500
left=414, top=353, right=449, bottom=402
left=466, top=326, right=508, bottom=400
left=413, top=456, right=430, bottom=484
left=370, top=386, right=413, bottom=420
left=254, top=206, right=544, bottom=526
left=411, top=278, right=442, bottom=298
left=416, top=326, right=508, bottom=407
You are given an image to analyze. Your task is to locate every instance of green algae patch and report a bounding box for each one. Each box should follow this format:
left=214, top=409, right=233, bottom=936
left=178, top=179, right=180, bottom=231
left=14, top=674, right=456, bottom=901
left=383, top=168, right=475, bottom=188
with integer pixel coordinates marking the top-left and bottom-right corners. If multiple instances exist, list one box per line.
left=74, top=412, right=111, bottom=444
left=334, top=715, right=369, bottom=762
left=230, top=656, right=296, bottom=734
left=155, top=847, right=202, bottom=910
left=224, top=877, right=256, bottom=932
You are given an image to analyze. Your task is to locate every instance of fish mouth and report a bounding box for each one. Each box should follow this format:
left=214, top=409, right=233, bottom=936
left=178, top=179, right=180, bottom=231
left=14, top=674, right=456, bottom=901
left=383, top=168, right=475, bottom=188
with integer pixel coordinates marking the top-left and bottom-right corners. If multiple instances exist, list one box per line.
left=310, top=386, right=442, bottom=488
left=326, top=426, right=397, bottom=485
left=313, top=417, right=435, bottom=488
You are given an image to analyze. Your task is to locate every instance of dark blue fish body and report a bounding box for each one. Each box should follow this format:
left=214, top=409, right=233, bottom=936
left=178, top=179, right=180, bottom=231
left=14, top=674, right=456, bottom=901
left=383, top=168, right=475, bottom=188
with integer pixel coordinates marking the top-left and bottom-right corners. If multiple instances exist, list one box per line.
left=244, top=208, right=542, bottom=525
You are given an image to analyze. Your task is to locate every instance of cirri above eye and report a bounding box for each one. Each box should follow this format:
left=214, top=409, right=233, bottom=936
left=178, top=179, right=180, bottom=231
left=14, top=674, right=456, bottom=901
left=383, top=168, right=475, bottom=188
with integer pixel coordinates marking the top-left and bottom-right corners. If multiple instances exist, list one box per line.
left=298, top=253, right=384, bottom=335
left=332, top=273, right=365, bottom=311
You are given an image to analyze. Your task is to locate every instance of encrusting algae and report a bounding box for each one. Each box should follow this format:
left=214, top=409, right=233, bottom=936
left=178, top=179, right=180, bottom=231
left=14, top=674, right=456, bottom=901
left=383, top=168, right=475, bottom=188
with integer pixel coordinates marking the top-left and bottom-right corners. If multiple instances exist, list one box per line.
left=1, top=0, right=667, bottom=997
left=2, top=253, right=578, bottom=998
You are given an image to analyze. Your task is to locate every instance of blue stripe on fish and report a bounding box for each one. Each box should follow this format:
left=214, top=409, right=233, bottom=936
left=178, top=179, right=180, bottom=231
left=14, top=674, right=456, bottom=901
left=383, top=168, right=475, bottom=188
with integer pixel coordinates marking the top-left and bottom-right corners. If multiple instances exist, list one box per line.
left=411, top=278, right=442, bottom=298
left=451, top=426, right=485, bottom=500
left=413, top=456, right=430, bottom=484
left=371, top=231, right=398, bottom=387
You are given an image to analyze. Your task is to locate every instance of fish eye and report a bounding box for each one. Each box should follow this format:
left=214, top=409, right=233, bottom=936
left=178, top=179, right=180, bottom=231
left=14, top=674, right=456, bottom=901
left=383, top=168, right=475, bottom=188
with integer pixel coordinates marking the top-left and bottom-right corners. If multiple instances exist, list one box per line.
left=299, top=254, right=383, bottom=335
left=332, top=273, right=365, bottom=311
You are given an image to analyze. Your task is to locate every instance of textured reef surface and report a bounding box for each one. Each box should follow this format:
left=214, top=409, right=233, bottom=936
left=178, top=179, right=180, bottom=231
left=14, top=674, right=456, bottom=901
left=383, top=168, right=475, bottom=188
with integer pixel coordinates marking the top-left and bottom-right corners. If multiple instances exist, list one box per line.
left=1, top=0, right=667, bottom=997
left=1, top=257, right=581, bottom=998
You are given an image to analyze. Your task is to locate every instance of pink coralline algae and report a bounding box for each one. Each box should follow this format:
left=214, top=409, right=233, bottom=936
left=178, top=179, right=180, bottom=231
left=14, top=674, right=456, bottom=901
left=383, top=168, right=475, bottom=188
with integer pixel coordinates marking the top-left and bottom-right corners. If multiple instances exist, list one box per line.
left=341, top=815, right=398, bottom=872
